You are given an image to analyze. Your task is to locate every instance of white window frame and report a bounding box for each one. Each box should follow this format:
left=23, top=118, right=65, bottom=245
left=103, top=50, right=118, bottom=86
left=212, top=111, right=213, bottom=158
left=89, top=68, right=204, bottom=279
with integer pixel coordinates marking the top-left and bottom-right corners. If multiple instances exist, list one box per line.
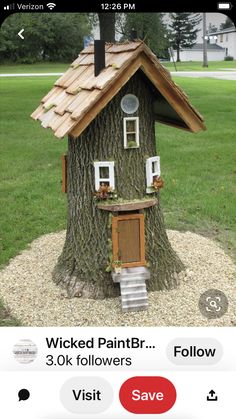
left=146, top=156, right=161, bottom=193
left=94, top=161, right=115, bottom=191
left=123, top=117, right=139, bottom=149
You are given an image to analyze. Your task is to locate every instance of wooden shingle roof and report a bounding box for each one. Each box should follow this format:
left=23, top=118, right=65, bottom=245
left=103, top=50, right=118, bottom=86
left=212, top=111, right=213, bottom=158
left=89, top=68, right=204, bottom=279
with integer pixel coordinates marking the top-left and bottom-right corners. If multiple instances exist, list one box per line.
left=31, top=41, right=206, bottom=138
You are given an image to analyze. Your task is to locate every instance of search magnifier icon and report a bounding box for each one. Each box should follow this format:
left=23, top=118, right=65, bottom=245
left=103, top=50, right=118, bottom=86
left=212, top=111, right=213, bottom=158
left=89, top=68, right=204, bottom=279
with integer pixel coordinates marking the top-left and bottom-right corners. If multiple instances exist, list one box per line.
left=209, top=300, right=218, bottom=309
left=199, top=289, right=228, bottom=319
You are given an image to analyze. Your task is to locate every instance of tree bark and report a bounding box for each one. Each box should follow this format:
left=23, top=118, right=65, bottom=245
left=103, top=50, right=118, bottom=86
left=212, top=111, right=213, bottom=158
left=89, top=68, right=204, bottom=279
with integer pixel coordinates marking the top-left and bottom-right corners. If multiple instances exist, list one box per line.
left=52, top=72, right=184, bottom=298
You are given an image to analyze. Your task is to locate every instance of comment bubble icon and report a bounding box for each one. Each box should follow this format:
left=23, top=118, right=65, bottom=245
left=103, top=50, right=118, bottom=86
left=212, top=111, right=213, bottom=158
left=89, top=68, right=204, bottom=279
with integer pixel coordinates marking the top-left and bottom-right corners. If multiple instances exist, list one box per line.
left=18, top=389, right=30, bottom=401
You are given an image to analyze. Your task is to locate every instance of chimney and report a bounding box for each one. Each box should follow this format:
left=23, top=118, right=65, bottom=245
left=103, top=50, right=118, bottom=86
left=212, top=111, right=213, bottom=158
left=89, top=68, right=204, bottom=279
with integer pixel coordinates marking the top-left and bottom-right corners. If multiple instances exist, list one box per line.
left=94, top=40, right=105, bottom=77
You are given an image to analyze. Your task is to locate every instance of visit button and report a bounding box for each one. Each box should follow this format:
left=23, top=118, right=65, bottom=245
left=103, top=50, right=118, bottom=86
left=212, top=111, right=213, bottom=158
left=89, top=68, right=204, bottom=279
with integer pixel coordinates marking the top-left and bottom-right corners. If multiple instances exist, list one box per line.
left=119, top=376, right=176, bottom=414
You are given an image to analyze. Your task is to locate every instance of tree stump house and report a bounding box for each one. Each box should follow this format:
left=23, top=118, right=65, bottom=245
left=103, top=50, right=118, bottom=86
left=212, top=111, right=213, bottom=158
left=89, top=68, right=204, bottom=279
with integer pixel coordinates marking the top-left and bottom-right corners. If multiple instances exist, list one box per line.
left=31, top=41, right=206, bottom=312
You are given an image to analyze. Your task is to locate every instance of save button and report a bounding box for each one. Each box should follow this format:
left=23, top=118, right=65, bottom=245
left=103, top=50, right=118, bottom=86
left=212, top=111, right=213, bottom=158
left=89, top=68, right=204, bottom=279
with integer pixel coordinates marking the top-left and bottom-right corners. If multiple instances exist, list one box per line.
left=119, top=376, right=176, bottom=414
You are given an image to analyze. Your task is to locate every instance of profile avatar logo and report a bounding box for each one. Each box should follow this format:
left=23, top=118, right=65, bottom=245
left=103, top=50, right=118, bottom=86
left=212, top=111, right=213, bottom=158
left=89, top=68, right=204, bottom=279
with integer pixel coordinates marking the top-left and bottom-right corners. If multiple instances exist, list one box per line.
left=13, top=339, right=38, bottom=364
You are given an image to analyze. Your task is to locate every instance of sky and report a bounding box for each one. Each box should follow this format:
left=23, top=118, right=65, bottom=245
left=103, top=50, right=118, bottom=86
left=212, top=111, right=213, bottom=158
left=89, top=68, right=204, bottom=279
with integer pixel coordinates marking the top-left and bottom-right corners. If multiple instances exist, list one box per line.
left=164, top=13, right=234, bottom=42
left=197, top=12, right=234, bottom=41
left=93, top=12, right=235, bottom=42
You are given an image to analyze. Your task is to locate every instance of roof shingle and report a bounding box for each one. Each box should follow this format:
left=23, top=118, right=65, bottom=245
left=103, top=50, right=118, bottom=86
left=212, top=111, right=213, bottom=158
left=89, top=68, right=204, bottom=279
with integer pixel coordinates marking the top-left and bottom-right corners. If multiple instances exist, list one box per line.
left=31, top=41, right=205, bottom=138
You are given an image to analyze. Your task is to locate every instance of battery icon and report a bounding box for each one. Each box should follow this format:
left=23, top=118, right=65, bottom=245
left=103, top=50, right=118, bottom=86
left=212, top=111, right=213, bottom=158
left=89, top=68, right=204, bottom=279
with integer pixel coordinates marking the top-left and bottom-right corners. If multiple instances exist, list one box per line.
left=217, top=2, right=232, bottom=9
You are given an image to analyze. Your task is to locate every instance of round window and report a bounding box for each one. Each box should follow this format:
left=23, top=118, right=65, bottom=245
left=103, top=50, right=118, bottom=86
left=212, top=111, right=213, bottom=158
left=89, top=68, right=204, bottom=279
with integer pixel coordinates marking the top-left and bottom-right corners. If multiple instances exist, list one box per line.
left=120, top=94, right=139, bottom=114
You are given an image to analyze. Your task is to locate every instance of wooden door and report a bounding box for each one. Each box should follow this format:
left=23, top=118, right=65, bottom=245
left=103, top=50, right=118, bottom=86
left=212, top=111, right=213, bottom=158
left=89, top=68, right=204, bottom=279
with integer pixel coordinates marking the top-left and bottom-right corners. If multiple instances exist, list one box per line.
left=112, top=213, right=146, bottom=268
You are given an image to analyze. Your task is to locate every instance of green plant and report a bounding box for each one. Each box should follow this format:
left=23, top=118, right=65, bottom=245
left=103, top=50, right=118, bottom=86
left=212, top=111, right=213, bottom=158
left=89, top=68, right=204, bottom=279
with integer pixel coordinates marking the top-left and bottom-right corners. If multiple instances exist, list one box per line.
left=113, top=260, right=122, bottom=267
left=105, top=264, right=112, bottom=273
left=224, top=55, right=233, bottom=61
left=127, top=140, right=138, bottom=148
left=93, top=184, right=117, bottom=201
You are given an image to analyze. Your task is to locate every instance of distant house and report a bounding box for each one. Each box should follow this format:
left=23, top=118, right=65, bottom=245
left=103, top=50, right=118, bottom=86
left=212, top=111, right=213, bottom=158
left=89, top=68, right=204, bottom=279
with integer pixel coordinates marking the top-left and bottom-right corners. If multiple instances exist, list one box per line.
left=171, top=43, right=226, bottom=62
left=208, top=26, right=236, bottom=59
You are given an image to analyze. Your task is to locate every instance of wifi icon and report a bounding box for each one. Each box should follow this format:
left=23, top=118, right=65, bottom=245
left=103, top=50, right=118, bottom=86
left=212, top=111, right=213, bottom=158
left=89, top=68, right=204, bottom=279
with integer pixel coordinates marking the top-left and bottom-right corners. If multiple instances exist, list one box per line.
left=47, top=2, right=56, bottom=10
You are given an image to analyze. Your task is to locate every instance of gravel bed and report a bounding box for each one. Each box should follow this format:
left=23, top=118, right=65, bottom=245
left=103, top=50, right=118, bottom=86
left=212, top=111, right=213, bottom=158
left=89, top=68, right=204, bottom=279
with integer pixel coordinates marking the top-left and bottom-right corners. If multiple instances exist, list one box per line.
left=0, top=230, right=235, bottom=327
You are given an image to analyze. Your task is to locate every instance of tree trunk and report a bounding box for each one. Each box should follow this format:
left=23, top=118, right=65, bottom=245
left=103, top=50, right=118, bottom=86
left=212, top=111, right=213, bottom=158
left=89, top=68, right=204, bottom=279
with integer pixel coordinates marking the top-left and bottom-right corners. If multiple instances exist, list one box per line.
left=52, top=72, right=184, bottom=298
left=202, top=13, right=208, bottom=68
left=176, top=46, right=180, bottom=62
left=98, top=13, right=116, bottom=42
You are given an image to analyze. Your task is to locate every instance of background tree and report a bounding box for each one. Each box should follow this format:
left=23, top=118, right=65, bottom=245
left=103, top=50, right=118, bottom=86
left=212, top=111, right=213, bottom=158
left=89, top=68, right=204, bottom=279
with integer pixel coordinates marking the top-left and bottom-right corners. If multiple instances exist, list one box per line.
left=207, top=23, right=218, bottom=33
left=220, top=16, right=234, bottom=30
left=202, top=13, right=208, bottom=68
left=116, top=13, right=169, bottom=58
left=0, top=13, right=91, bottom=63
left=168, top=13, right=202, bottom=62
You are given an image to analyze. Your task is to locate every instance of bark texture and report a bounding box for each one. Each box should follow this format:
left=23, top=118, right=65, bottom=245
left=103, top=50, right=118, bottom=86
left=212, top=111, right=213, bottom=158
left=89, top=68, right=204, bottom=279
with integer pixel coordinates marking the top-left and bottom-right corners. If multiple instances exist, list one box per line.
left=52, top=72, right=184, bottom=298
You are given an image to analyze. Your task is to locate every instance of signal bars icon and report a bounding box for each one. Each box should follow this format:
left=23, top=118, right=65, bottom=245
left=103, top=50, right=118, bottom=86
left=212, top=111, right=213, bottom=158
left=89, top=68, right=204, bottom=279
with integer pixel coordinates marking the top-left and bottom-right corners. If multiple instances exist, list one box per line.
left=47, top=2, right=56, bottom=9
left=4, top=3, right=15, bottom=10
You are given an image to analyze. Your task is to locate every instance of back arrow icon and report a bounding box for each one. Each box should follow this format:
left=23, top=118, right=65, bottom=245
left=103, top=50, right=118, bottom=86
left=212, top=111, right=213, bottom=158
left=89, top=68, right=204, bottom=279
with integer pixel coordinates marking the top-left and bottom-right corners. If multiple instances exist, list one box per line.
left=18, top=29, right=24, bottom=40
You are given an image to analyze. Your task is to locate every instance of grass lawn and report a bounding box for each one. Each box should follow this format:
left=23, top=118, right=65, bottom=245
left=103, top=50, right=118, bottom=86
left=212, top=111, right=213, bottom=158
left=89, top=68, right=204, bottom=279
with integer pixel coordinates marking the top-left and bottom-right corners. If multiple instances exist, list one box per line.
left=0, top=75, right=236, bottom=325
left=0, top=76, right=67, bottom=325
left=1, top=60, right=236, bottom=74
left=157, top=77, right=236, bottom=259
left=163, top=60, right=236, bottom=71
left=0, top=62, right=68, bottom=73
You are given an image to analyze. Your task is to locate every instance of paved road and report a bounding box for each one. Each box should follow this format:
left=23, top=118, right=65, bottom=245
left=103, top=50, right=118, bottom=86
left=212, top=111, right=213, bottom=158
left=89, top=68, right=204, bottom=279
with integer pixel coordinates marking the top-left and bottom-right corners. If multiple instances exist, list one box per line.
left=170, top=71, right=236, bottom=80
left=0, top=73, right=63, bottom=77
left=0, top=71, right=235, bottom=80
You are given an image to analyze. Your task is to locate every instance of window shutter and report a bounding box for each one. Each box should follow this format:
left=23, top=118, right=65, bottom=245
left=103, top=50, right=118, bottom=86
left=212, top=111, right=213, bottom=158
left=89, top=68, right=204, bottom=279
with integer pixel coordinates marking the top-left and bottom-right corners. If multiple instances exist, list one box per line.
left=146, top=156, right=160, bottom=193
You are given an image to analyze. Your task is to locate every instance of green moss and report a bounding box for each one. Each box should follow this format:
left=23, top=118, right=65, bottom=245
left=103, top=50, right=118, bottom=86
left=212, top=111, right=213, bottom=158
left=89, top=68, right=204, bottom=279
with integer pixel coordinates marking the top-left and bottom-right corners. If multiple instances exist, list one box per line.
left=127, top=140, right=138, bottom=148
left=44, top=103, right=55, bottom=112
left=108, top=214, right=113, bottom=229
left=98, top=197, right=155, bottom=206
left=105, top=264, right=112, bottom=273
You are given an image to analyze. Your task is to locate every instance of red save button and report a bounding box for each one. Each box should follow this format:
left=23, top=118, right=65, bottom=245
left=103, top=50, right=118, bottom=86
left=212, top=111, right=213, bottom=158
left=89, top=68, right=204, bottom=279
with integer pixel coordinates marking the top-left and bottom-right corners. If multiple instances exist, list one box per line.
left=119, top=376, right=176, bottom=414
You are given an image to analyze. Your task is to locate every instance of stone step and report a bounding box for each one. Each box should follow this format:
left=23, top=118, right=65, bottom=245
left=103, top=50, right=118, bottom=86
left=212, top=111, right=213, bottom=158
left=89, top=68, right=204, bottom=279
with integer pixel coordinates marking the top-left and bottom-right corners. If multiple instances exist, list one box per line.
left=112, top=272, right=149, bottom=283
left=122, top=302, right=149, bottom=312
left=120, top=287, right=147, bottom=295
left=121, top=289, right=147, bottom=297
left=122, top=266, right=150, bottom=275
left=121, top=273, right=150, bottom=280
left=117, top=267, right=149, bottom=312
left=120, top=282, right=146, bottom=289
left=120, top=277, right=149, bottom=284
left=120, top=277, right=147, bottom=285
left=122, top=296, right=148, bottom=304
left=112, top=267, right=150, bottom=283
